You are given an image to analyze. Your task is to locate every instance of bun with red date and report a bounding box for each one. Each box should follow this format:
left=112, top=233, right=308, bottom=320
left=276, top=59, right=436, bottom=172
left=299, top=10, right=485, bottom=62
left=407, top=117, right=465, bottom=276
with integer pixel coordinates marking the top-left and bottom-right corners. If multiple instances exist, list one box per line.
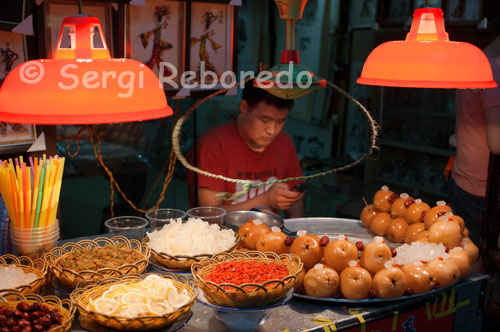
left=290, top=230, right=324, bottom=269
left=424, top=201, right=452, bottom=230
left=304, top=264, right=340, bottom=298
left=401, top=262, right=436, bottom=294
left=428, top=218, right=463, bottom=249
left=373, top=186, right=397, bottom=212
left=340, top=261, right=373, bottom=300
left=361, top=204, right=377, bottom=228
left=255, top=226, right=288, bottom=254
left=370, top=212, right=392, bottom=236
left=390, top=193, right=414, bottom=218
left=323, top=236, right=359, bottom=273
left=237, top=219, right=271, bottom=250
left=405, top=199, right=431, bottom=224
left=405, top=223, right=426, bottom=244
left=372, top=266, right=407, bottom=298
left=426, top=257, right=460, bottom=287
left=359, top=237, right=392, bottom=275
left=386, top=218, right=409, bottom=243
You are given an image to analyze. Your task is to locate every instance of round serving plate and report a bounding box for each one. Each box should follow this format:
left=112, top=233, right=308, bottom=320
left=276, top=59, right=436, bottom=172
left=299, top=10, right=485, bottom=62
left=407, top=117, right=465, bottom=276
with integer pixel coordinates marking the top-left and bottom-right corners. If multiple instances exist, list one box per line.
left=284, top=217, right=399, bottom=248
left=294, top=279, right=462, bottom=304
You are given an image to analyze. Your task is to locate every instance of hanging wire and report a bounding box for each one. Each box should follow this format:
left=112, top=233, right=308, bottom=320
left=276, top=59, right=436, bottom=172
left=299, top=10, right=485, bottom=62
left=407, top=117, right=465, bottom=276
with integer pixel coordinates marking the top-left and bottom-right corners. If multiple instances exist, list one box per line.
left=171, top=78, right=379, bottom=202
left=65, top=101, right=181, bottom=216
left=64, top=78, right=378, bottom=214
left=78, top=0, right=83, bottom=15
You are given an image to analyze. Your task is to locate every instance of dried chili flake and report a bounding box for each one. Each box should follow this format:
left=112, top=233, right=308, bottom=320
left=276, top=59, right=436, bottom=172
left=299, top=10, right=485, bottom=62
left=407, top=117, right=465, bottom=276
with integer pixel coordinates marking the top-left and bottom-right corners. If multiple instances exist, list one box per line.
left=204, top=261, right=289, bottom=285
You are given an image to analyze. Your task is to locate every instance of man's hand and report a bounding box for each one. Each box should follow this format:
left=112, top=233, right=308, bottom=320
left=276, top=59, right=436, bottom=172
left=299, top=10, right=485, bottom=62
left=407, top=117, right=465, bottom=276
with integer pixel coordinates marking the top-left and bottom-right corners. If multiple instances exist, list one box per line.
left=263, top=183, right=304, bottom=211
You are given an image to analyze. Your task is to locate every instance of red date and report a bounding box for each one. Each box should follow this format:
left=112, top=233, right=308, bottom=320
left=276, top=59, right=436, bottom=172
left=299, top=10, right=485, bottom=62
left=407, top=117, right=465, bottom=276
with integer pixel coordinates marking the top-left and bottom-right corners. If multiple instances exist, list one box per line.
left=404, top=198, right=415, bottom=208
left=1, top=302, right=62, bottom=332
left=319, top=236, right=329, bottom=247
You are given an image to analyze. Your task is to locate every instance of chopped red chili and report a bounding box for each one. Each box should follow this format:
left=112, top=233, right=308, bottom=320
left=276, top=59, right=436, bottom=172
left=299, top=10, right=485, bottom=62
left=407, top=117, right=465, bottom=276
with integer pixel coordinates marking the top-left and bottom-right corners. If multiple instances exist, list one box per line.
left=204, top=261, right=289, bottom=285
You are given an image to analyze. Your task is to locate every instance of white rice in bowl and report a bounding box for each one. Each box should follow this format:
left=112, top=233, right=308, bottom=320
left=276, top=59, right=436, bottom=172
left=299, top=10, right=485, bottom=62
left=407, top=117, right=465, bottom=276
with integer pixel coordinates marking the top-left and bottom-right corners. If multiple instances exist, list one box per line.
left=147, top=218, right=237, bottom=256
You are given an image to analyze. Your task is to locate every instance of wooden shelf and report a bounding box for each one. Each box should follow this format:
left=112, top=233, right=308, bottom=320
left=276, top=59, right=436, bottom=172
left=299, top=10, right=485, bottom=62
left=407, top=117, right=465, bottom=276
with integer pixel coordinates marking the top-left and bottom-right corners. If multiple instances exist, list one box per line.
left=376, top=177, right=448, bottom=199
left=381, top=139, right=455, bottom=157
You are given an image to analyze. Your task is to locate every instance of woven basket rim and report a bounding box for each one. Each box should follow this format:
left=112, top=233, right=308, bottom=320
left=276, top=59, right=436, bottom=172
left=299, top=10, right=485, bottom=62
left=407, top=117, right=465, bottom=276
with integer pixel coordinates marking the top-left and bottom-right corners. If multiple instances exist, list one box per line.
left=0, top=254, right=48, bottom=294
left=0, top=290, right=75, bottom=330
left=45, top=236, right=151, bottom=277
left=191, top=251, right=302, bottom=291
left=71, top=273, right=198, bottom=322
left=144, top=231, right=240, bottom=262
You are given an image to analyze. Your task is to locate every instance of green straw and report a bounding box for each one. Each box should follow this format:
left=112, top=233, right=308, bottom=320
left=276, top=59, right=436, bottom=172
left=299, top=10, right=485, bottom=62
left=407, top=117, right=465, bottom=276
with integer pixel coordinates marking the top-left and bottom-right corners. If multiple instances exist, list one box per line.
left=34, top=163, right=46, bottom=229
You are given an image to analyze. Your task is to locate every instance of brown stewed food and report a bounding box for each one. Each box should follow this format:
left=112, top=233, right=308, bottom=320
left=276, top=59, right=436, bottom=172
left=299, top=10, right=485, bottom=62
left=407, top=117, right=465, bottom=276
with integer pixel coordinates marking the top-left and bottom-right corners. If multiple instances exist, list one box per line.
left=57, top=246, right=144, bottom=272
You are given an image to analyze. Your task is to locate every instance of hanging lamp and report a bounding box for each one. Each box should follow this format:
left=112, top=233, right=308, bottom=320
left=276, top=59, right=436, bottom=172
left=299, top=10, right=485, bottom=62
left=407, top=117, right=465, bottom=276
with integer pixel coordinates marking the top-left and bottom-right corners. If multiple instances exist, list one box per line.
left=254, top=0, right=326, bottom=99
left=0, top=15, right=173, bottom=124
left=357, top=7, right=496, bottom=89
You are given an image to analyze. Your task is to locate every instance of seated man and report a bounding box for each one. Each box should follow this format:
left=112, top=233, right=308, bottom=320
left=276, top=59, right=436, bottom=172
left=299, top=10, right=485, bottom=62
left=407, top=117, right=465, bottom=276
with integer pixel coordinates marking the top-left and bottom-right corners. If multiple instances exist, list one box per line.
left=195, top=81, right=304, bottom=218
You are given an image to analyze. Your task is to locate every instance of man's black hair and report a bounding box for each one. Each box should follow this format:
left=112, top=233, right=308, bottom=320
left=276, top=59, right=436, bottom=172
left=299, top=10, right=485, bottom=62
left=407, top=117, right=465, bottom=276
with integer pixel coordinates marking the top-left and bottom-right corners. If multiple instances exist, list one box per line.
left=242, top=80, right=294, bottom=110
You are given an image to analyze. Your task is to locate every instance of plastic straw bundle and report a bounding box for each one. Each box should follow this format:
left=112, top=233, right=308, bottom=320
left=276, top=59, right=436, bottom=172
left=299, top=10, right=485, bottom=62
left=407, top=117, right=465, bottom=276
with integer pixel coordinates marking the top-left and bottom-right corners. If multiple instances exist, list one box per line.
left=0, top=155, right=65, bottom=229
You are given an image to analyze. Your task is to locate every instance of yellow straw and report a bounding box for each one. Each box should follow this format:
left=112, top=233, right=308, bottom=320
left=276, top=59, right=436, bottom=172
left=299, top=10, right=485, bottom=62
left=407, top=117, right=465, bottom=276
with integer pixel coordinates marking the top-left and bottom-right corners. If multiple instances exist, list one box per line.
left=8, top=168, right=19, bottom=226
left=30, top=164, right=41, bottom=228
left=48, top=158, right=65, bottom=226
left=38, top=163, right=50, bottom=228
left=44, top=160, right=59, bottom=227
left=24, top=166, right=30, bottom=228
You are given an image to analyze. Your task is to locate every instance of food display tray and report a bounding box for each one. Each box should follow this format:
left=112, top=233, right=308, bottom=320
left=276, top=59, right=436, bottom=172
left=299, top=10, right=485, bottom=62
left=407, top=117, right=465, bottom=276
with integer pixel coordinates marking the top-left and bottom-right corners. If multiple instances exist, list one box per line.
left=284, top=217, right=398, bottom=247
left=284, top=217, right=462, bottom=304
left=294, top=280, right=461, bottom=304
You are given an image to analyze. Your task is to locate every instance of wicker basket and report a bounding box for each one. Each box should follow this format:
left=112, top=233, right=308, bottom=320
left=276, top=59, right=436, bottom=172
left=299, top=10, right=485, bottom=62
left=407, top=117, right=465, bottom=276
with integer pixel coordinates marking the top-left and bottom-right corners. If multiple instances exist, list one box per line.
left=0, top=290, right=75, bottom=332
left=44, top=236, right=150, bottom=289
left=71, top=273, right=198, bottom=331
left=0, top=254, right=48, bottom=297
left=191, top=251, right=302, bottom=308
left=145, top=232, right=240, bottom=270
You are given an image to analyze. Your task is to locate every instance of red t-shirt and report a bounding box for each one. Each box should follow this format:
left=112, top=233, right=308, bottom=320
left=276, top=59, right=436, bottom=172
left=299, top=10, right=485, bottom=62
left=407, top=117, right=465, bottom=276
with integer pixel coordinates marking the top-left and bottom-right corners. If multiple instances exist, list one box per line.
left=196, top=119, right=303, bottom=205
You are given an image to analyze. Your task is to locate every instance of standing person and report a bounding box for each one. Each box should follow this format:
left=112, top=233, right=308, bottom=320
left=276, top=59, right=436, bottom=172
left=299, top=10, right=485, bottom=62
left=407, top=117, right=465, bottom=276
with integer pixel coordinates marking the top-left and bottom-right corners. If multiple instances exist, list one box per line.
left=193, top=81, right=304, bottom=218
left=449, top=37, right=500, bottom=247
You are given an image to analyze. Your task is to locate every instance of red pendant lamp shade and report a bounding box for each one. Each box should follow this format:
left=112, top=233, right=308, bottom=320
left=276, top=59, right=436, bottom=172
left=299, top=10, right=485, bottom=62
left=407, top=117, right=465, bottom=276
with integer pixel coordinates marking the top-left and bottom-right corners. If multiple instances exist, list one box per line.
left=357, top=8, right=497, bottom=89
left=0, top=16, right=173, bottom=124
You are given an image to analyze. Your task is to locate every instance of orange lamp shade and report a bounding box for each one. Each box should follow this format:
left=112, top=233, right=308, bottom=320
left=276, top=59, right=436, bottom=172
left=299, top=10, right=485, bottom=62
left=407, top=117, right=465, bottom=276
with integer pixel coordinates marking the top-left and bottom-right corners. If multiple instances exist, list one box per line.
left=357, top=8, right=497, bottom=89
left=0, top=16, right=173, bottom=124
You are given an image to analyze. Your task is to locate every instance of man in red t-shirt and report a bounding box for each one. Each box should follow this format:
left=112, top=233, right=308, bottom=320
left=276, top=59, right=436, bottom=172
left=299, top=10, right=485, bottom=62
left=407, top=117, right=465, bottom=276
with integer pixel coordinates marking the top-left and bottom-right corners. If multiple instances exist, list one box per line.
left=194, top=81, right=304, bottom=217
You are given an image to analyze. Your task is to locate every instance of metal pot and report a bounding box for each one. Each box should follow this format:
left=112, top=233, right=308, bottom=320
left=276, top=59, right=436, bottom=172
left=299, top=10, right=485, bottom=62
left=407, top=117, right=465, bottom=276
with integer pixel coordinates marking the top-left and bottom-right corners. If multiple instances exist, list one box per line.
left=223, top=210, right=284, bottom=232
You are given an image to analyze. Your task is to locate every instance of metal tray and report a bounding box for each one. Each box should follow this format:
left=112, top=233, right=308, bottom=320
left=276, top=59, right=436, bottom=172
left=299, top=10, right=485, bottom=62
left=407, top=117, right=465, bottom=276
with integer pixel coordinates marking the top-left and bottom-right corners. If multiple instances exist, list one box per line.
left=284, top=217, right=399, bottom=247
left=294, top=280, right=461, bottom=304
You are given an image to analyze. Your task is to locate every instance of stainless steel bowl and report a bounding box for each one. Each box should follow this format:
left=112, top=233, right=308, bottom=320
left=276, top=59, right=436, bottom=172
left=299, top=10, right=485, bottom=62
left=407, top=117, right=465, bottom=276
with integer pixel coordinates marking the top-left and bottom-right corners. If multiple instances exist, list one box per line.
left=223, top=210, right=284, bottom=232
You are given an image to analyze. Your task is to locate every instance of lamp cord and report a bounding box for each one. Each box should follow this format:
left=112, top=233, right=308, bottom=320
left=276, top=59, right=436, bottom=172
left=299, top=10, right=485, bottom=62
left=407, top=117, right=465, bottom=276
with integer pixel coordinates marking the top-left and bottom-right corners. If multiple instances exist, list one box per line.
left=78, top=0, right=83, bottom=15
left=171, top=80, right=379, bottom=202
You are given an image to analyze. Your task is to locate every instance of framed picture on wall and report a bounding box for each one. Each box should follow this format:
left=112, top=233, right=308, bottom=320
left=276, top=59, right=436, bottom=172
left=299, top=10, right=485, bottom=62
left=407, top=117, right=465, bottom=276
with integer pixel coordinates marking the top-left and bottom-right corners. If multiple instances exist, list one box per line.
left=0, top=30, right=27, bottom=83
left=445, top=0, right=483, bottom=25
left=351, top=0, right=378, bottom=29
left=189, top=1, right=234, bottom=88
left=0, top=123, right=36, bottom=154
left=128, top=0, right=185, bottom=89
left=378, top=0, right=411, bottom=26
left=42, top=0, right=113, bottom=59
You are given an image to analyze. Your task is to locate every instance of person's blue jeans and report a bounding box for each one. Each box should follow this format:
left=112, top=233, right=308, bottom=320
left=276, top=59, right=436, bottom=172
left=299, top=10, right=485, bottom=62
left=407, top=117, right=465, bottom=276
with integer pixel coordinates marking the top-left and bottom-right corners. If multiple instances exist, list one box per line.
left=448, top=175, right=485, bottom=245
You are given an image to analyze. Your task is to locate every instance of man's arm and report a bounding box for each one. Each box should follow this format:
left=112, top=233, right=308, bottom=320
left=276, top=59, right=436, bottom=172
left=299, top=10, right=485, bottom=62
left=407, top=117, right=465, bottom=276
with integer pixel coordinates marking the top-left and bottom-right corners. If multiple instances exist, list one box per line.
left=198, top=183, right=304, bottom=212
left=485, top=105, right=500, bottom=154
